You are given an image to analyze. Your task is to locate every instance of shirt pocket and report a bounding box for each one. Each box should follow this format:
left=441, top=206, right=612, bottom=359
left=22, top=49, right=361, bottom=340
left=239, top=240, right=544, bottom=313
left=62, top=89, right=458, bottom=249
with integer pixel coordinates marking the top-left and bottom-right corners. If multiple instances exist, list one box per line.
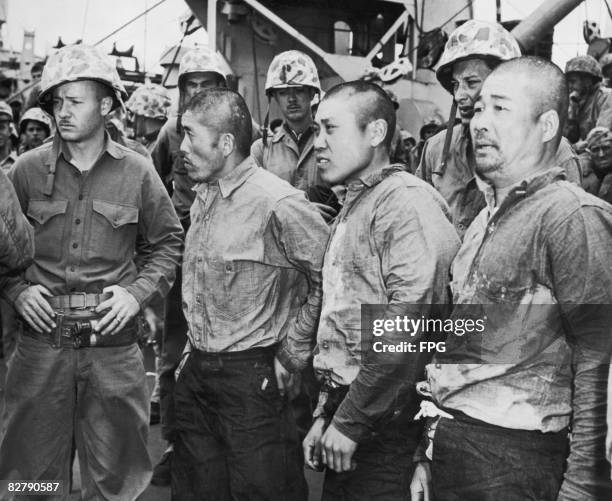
left=207, top=259, right=277, bottom=321
left=27, top=199, right=68, bottom=260
left=88, top=199, right=139, bottom=263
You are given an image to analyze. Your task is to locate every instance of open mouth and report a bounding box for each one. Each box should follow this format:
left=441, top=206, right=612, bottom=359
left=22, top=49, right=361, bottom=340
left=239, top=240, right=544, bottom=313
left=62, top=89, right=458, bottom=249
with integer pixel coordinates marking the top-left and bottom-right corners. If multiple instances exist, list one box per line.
left=316, top=155, right=330, bottom=167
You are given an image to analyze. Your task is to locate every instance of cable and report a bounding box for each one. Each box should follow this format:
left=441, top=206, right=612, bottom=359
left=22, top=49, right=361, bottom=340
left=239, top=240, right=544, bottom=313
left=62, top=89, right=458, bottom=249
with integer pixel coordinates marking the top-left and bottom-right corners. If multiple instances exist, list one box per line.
left=438, top=0, right=474, bottom=31
left=604, top=0, right=612, bottom=24
left=94, top=0, right=168, bottom=46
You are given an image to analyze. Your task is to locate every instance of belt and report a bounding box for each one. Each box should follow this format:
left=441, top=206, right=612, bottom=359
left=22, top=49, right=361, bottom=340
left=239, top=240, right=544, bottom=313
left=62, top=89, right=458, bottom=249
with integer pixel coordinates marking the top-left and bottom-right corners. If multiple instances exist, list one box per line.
left=24, top=318, right=138, bottom=349
left=190, top=346, right=275, bottom=362
left=47, top=293, right=112, bottom=310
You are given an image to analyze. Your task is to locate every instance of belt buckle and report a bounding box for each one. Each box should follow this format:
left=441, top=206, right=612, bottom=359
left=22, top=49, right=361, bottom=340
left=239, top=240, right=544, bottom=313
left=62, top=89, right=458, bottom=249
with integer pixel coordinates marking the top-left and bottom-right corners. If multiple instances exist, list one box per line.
left=69, top=292, right=88, bottom=310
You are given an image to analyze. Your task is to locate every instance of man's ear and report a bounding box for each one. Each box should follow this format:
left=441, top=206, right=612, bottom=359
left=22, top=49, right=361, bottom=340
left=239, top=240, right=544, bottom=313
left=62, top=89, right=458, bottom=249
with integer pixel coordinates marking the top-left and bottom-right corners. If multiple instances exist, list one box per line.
left=539, top=109, right=559, bottom=143
left=100, top=96, right=113, bottom=117
left=367, top=118, right=388, bottom=148
left=221, top=132, right=236, bottom=157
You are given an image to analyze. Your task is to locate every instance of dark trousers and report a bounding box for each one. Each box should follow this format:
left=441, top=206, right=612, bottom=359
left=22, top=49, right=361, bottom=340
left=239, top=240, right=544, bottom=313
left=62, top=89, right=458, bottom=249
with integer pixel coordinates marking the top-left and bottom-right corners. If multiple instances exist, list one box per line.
left=160, top=270, right=188, bottom=442
left=432, top=413, right=568, bottom=501
left=322, top=394, right=420, bottom=501
left=0, top=335, right=150, bottom=500
left=171, top=347, right=307, bottom=501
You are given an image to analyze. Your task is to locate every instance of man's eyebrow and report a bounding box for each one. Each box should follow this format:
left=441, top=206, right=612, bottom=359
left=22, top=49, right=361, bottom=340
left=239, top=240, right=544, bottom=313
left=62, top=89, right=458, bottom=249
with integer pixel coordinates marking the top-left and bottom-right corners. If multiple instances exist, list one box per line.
left=319, top=118, right=333, bottom=125
left=490, top=94, right=511, bottom=100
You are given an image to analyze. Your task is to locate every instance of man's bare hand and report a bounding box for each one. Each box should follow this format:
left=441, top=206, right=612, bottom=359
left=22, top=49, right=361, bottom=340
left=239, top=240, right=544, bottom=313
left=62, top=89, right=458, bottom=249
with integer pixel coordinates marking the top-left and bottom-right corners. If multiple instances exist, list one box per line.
left=410, top=461, right=433, bottom=501
left=15, top=285, right=55, bottom=333
left=312, top=203, right=338, bottom=223
left=320, top=423, right=358, bottom=473
left=303, top=416, right=327, bottom=470
left=273, top=356, right=300, bottom=399
left=93, top=285, right=140, bottom=336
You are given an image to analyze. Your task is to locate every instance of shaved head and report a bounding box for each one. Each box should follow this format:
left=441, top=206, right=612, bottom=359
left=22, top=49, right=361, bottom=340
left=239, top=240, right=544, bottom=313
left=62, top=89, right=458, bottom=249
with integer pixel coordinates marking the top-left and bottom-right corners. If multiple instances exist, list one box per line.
left=488, top=56, right=568, bottom=149
left=323, top=81, right=396, bottom=151
left=184, top=88, right=252, bottom=157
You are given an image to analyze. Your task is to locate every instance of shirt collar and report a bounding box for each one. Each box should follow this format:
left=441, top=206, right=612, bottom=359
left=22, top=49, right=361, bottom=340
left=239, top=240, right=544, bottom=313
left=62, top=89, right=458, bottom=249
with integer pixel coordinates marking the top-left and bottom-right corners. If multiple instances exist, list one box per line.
left=353, top=164, right=404, bottom=189
left=201, top=156, right=257, bottom=199
left=0, top=151, right=17, bottom=167
left=476, top=166, right=566, bottom=217
left=272, top=122, right=314, bottom=143
left=332, top=164, right=404, bottom=204
left=48, top=131, right=125, bottom=165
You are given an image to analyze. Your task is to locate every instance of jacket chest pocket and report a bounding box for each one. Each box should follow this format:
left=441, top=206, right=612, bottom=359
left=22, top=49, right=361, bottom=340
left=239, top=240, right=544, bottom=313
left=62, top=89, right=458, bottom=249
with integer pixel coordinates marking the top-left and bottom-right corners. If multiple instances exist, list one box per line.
left=27, top=199, right=68, bottom=260
left=88, top=199, right=139, bottom=263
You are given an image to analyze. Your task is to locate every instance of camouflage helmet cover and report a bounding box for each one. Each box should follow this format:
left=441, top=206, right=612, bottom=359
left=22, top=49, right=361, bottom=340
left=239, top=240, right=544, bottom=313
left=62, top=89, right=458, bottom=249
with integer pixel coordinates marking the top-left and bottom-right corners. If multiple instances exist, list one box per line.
left=178, top=47, right=228, bottom=88
left=586, top=126, right=612, bottom=150
left=126, top=83, right=172, bottom=120
left=600, top=53, right=612, bottom=72
left=0, top=100, right=13, bottom=121
left=19, top=107, right=52, bottom=134
left=436, top=20, right=521, bottom=93
left=265, top=50, right=321, bottom=95
left=565, top=55, right=603, bottom=81
left=38, top=44, right=127, bottom=113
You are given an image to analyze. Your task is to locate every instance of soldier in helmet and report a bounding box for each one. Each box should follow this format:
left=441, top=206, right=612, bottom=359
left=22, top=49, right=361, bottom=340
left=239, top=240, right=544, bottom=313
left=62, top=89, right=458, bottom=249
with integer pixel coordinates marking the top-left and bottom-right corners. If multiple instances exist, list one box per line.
left=599, top=53, right=612, bottom=88
left=251, top=50, right=339, bottom=221
left=18, top=106, right=52, bottom=154
left=126, top=83, right=172, bottom=152
left=581, top=126, right=612, bottom=204
left=0, top=101, right=17, bottom=171
left=564, top=55, right=612, bottom=150
left=417, top=20, right=582, bottom=239
left=0, top=44, right=183, bottom=499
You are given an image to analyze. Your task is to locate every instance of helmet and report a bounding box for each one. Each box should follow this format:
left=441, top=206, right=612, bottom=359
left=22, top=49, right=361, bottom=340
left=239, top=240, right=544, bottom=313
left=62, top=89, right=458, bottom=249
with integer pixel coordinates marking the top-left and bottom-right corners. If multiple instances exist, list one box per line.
left=436, top=20, right=521, bottom=93
left=178, top=47, right=228, bottom=89
left=586, top=126, right=612, bottom=149
left=38, top=44, right=127, bottom=114
left=264, top=50, right=321, bottom=96
left=566, top=55, right=603, bottom=81
left=600, top=53, right=612, bottom=72
left=0, top=100, right=13, bottom=121
left=19, top=107, right=52, bottom=135
left=126, top=83, right=172, bottom=120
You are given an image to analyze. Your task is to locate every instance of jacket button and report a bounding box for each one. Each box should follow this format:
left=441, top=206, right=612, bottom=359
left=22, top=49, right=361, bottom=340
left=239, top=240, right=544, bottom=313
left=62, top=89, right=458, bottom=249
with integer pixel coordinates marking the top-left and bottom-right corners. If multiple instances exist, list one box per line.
left=225, top=264, right=232, bottom=271
left=72, top=243, right=78, bottom=249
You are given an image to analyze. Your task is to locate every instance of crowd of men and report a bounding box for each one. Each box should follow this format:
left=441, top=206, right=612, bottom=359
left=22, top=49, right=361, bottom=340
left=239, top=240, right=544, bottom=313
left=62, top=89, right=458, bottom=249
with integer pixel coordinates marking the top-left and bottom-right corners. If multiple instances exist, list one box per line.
left=0, top=17, right=611, bottom=501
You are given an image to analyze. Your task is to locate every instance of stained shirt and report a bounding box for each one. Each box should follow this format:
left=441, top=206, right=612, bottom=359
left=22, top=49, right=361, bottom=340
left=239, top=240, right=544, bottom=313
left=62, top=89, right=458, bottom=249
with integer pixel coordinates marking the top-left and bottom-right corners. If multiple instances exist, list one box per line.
left=427, top=167, right=612, bottom=499
left=3, top=134, right=183, bottom=307
left=181, top=157, right=329, bottom=372
left=416, top=125, right=583, bottom=239
left=313, top=165, right=460, bottom=442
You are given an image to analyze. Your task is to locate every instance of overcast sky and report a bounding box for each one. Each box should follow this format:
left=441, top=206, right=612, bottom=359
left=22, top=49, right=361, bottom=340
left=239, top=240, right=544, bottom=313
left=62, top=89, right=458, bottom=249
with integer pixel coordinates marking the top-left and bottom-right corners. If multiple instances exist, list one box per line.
left=1, top=0, right=610, bottom=72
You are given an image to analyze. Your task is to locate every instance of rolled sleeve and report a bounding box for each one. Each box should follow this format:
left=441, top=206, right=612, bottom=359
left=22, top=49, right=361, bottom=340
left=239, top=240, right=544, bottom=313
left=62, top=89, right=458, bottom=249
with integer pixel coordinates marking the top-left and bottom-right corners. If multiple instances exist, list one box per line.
left=269, top=194, right=329, bottom=372
left=548, top=205, right=612, bottom=500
